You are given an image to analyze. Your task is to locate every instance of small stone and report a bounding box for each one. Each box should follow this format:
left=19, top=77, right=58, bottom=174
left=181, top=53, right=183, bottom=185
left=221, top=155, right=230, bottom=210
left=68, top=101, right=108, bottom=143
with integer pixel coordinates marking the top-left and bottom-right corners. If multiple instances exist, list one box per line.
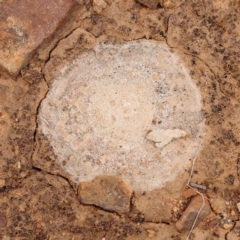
left=36, top=222, right=42, bottom=229
left=172, top=206, right=178, bottom=212
left=17, top=161, right=21, bottom=169
left=223, top=222, right=234, bottom=229
left=237, top=202, right=240, bottom=212
left=147, top=229, right=156, bottom=238
left=233, top=222, right=240, bottom=233
left=175, top=195, right=211, bottom=232
left=136, top=0, right=159, bottom=9
left=163, top=0, right=176, bottom=9
left=208, top=218, right=220, bottom=228
left=224, top=174, right=235, bottom=185
left=93, top=0, right=107, bottom=13
left=0, top=212, right=7, bottom=228
left=78, top=175, right=132, bottom=213
left=231, top=210, right=236, bottom=216
left=146, top=129, right=187, bottom=149
left=222, top=188, right=233, bottom=200
left=220, top=218, right=234, bottom=230
left=182, top=188, right=198, bottom=199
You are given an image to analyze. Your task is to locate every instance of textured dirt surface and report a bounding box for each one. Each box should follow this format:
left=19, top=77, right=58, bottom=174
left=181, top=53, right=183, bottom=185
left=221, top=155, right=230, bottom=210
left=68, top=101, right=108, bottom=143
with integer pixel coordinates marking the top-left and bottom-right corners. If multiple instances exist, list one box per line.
left=1, top=0, right=240, bottom=239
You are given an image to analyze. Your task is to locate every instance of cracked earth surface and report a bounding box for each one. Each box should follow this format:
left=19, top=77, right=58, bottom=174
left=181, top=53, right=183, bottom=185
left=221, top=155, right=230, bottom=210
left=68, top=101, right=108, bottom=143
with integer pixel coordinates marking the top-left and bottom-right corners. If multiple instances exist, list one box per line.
left=0, top=0, right=240, bottom=239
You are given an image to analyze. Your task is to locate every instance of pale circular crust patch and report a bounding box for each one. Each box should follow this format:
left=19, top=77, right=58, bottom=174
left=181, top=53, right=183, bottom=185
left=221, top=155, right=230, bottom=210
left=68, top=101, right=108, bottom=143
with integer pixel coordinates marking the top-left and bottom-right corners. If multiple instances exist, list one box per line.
left=38, top=40, right=203, bottom=191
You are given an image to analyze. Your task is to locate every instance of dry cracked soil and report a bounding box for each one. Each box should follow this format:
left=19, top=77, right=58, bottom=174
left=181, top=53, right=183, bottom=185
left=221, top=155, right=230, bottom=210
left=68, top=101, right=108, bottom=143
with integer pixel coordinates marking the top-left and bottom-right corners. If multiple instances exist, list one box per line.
left=0, top=0, right=240, bottom=239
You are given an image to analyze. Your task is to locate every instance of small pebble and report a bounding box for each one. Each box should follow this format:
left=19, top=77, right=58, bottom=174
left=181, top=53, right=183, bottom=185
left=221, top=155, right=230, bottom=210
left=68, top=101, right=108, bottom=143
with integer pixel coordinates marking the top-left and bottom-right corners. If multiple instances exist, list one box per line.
left=147, top=229, right=156, bottom=238
left=172, top=206, right=178, bottom=212
left=220, top=218, right=234, bottom=230
left=231, top=210, right=235, bottom=216
left=234, top=227, right=240, bottom=233
left=172, top=217, right=178, bottom=223
left=36, top=222, right=42, bottom=229
left=0, top=212, right=7, bottom=228
left=237, top=202, right=240, bottom=212
left=208, top=218, right=219, bottom=228
left=223, top=223, right=234, bottom=229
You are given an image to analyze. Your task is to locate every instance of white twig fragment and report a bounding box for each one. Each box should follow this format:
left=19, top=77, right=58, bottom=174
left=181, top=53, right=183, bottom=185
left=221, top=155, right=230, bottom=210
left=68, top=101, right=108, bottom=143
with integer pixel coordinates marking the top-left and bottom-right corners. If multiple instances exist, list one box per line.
left=187, top=137, right=202, bottom=186
left=188, top=185, right=210, bottom=201
left=185, top=137, right=204, bottom=240
left=39, top=116, right=50, bottom=126
left=186, top=193, right=205, bottom=240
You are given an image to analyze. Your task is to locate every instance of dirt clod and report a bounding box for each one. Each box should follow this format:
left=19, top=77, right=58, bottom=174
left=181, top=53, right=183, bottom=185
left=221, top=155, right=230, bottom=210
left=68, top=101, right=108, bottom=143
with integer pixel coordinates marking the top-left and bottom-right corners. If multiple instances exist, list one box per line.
left=78, top=175, right=132, bottom=213
left=146, top=229, right=156, bottom=238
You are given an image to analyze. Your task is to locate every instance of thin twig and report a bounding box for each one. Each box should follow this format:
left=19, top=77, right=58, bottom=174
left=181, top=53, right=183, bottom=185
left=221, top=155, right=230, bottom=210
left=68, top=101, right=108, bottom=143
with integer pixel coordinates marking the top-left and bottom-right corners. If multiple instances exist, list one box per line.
left=186, top=193, right=205, bottom=240
left=187, top=137, right=202, bottom=186
left=187, top=185, right=210, bottom=201
left=39, top=116, right=49, bottom=126
left=185, top=137, right=203, bottom=240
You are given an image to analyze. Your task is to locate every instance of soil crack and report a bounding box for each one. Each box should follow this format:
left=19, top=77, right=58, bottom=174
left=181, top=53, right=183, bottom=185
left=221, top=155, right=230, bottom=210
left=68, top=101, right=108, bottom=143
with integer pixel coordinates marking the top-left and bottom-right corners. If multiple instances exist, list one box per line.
left=43, top=27, right=84, bottom=68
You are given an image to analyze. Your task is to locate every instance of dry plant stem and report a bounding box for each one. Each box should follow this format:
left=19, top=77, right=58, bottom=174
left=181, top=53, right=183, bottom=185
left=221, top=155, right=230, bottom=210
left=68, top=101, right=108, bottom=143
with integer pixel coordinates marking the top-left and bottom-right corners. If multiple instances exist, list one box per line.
left=188, top=185, right=210, bottom=201
left=187, top=137, right=202, bottom=186
left=186, top=137, right=204, bottom=240
left=186, top=193, right=205, bottom=240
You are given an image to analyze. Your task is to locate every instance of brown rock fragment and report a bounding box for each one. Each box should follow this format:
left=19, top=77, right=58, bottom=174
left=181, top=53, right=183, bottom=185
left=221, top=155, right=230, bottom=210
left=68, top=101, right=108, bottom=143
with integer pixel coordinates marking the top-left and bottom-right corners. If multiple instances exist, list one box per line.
left=0, top=0, right=78, bottom=75
left=78, top=175, right=132, bottom=213
left=35, top=221, right=42, bottom=229
left=136, top=0, right=159, bottom=9
left=147, top=229, right=157, bottom=238
left=0, top=212, right=7, bottom=228
left=176, top=195, right=211, bottom=232
left=93, top=0, right=107, bottom=13
left=208, top=218, right=220, bottom=228
left=220, top=218, right=234, bottom=230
